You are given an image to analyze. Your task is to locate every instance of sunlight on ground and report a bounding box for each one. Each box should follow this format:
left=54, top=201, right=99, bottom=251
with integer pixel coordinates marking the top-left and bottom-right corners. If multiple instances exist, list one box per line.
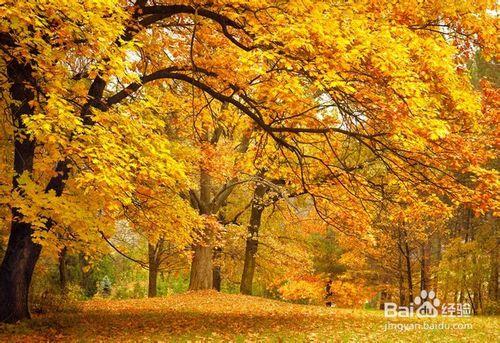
left=0, top=291, right=498, bottom=342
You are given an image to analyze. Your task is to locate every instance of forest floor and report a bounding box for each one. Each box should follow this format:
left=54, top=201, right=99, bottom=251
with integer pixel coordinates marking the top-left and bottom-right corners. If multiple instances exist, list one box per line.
left=0, top=291, right=498, bottom=342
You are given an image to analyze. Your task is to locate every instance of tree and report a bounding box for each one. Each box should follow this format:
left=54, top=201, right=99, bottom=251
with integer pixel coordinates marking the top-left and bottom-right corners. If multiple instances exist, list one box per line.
left=147, top=240, right=188, bottom=297
left=99, top=276, right=112, bottom=297
left=240, top=178, right=269, bottom=294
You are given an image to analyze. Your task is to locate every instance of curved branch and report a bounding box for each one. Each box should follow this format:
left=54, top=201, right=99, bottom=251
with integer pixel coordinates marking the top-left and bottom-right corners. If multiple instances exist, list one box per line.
left=99, top=230, right=149, bottom=269
left=141, top=5, right=243, bottom=30
left=104, top=69, right=380, bottom=151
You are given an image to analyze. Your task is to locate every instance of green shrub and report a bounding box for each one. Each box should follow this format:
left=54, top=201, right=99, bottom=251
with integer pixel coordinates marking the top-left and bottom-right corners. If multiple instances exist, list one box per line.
left=97, top=275, right=112, bottom=298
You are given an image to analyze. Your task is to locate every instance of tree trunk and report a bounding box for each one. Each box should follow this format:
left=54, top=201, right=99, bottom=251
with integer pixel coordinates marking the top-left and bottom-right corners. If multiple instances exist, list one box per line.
left=398, top=249, right=405, bottom=306
left=488, top=239, right=499, bottom=301
left=212, top=266, right=221, bottom=291
left=59, top=247, right=68, bottom=293
left=240, top=182, right=268, bottom=295
left=379, top=291, right=388, bottom=310
left=189, top=244, right=213, bottom=290
left=432, top=234, right=442, bottom=293
left=240, top=238, right=258, bottom=295
left=148, top=267, right=158, bottom=297
left=404, top=241, right=413, bottom=304
left=0, top=58, right=40, bottom=323
left=0, top=222, right=42, bottom=323
left=212, top=247, right=222, bottom=291
left=189, top=169, right=215, bottom=290
left=420, top=241, right=430, bottom=291
left=325, top=279, right=333, bottom=307
left=148, top=243, right=158, bottom=297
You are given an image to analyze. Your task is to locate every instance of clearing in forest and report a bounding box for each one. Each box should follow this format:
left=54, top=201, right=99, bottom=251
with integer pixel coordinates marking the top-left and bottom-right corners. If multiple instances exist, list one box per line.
left=0, top=291, right=498, bottom=342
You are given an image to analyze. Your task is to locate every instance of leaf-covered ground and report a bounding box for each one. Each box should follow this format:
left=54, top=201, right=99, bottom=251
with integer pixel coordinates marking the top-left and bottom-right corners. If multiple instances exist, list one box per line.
left=0, top=291, right=498, bottom=342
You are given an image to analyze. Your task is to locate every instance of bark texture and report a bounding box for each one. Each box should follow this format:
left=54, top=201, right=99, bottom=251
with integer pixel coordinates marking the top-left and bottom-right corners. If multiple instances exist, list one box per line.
left=0, top=58, right=40, bottom=323
left=212, top=247, right=222, bottom=291
left=189, top=170, right=215, bottom=290
left=189, top=244, right=213, bottom=290
left=148, top=243, right=158, bottom=297
left=59, top=247, right=68, bottom=293
left=420, top=241, right=431, bottom=291
left=240, top=182, right=268, bottom=295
